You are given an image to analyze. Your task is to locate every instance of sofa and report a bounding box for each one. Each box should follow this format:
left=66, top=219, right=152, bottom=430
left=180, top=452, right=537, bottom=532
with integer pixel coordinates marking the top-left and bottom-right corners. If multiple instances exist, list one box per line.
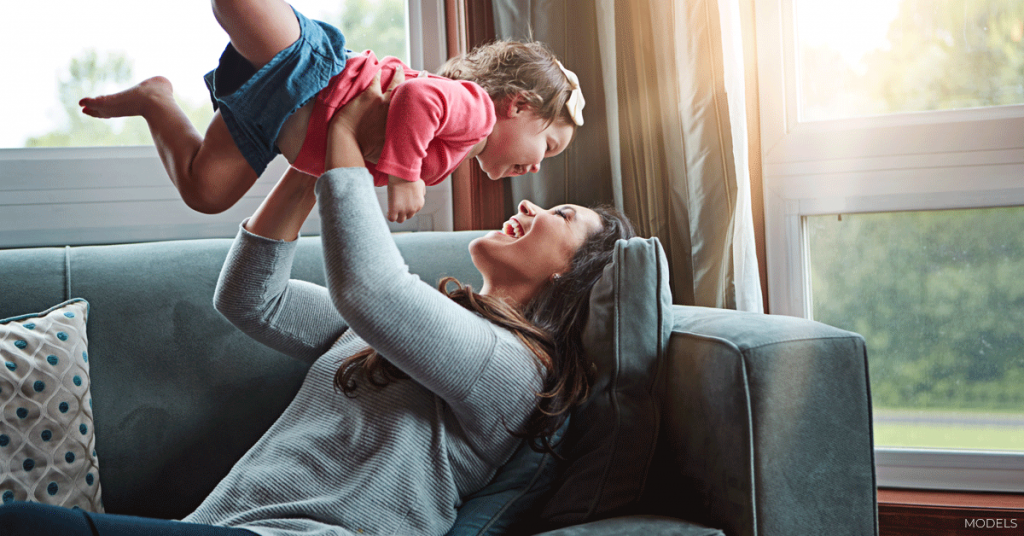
left=0, top=230, right=878, bottom=535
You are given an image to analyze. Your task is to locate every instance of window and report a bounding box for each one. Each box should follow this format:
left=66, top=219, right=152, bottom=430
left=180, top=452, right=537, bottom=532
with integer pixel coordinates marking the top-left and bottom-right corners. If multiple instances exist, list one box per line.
left=4, top=0, right=409, bottom=149
left=756, top=0, right=1024, bottom=491
left=795, top=0, right=1024, bottom=121
left=0, top=0, right=450, bottom=247
left=807, top=208, right=1024, bottom=450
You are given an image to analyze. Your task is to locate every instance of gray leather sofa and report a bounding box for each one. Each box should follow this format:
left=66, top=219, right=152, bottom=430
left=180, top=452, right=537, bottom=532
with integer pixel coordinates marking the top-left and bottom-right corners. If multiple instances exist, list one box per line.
left=0, top=231, right=878, bottom=535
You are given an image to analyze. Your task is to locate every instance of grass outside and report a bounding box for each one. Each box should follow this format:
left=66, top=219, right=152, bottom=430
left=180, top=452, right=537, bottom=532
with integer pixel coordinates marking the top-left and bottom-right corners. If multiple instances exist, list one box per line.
left=873, top=408, right=1024, bottom=451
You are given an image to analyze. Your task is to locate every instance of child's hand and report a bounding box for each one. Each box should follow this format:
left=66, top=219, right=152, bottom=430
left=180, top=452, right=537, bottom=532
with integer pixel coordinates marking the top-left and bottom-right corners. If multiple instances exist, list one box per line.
left=387, top=176, right=426, bottom=223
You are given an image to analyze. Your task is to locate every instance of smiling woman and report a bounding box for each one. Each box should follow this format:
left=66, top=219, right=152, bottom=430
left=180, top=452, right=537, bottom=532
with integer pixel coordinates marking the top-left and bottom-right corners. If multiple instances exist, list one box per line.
left=472, top=201, right=604, bottom=307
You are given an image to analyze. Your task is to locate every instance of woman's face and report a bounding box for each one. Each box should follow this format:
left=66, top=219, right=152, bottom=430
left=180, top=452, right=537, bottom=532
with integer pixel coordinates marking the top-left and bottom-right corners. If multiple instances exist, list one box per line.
left=470, top=200, right=603, bottom=301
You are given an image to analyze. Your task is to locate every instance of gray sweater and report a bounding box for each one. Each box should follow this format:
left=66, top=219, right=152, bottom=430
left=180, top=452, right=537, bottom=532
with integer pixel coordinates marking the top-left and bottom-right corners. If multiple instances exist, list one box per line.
left=183, top=168, right=544, bottom=536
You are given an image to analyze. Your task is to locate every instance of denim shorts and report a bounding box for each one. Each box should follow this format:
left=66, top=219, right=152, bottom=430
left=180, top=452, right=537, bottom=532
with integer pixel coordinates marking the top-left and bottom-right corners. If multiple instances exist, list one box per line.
left=203, top=7, right=349, bottom=175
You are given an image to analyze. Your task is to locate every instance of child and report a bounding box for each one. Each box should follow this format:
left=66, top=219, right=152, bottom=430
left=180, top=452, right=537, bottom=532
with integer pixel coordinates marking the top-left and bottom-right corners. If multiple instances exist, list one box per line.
left=79, top=0, right=585, bottom=223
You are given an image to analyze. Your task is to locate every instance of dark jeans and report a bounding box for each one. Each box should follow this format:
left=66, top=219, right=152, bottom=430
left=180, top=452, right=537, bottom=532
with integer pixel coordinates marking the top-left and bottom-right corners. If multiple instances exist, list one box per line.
left=0, top=502, right=258, bottom=536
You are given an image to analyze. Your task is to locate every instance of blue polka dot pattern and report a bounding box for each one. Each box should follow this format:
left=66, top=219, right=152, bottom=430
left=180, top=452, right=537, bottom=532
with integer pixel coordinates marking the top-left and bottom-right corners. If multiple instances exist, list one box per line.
left=1, top=299, right=103, bottom=511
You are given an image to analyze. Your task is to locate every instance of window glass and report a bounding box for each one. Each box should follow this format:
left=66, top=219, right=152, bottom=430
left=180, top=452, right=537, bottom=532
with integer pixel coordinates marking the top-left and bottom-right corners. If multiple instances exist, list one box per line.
left=2, top=0, right=406, bottom=149
left=795, top=0, right=1024, bottom=121
left=807, top=208, right=1024, bottom=451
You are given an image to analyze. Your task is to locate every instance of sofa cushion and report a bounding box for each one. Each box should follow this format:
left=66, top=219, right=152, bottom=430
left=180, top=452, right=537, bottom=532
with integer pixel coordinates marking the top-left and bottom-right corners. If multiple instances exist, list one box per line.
left=541, top=237, right=673, bottom=524
left=533, top=515, right=725, bottom=536
left=0, top=299, right=103, bottom=511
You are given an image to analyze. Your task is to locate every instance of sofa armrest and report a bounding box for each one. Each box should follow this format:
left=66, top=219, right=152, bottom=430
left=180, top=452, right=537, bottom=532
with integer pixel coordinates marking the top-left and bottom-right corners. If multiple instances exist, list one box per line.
left=641, top=306, right=878, bottom=536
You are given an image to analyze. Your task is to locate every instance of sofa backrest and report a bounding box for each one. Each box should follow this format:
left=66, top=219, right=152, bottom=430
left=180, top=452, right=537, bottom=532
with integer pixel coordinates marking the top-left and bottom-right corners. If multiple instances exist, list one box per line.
left=0, top=231, right=485, bottom=519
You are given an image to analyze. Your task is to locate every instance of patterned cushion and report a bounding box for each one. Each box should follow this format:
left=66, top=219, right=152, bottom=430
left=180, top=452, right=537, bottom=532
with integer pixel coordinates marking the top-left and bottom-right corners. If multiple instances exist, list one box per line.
left=0, top=299, right=103, bottom=511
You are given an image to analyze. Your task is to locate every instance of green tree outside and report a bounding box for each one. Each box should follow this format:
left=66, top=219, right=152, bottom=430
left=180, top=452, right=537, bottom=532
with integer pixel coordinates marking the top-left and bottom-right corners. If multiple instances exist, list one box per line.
left=864, top=0, right=1024, bottom=113
left=24, top=49, right=214, bottom=149
left=800, top=0, right=1024, bottom=120
left=808, top=208, right=1024, bottom=412
left=326, top=0, right=407, bottom=61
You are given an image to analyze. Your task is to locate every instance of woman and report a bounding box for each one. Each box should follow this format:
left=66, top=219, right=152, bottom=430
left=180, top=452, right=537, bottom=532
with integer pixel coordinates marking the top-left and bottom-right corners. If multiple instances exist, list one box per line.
left=0, top=73, right=635, bottom=536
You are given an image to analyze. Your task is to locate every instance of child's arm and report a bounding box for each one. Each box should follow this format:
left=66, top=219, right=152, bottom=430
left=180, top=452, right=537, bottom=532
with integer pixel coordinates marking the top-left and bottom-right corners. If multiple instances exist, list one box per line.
left=385, top=175, right=426, bottom=223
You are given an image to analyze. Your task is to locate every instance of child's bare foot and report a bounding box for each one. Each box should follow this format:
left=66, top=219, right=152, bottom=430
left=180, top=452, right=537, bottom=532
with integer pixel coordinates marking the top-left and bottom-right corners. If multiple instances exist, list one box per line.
left=79, top=76, right=175, bottom=119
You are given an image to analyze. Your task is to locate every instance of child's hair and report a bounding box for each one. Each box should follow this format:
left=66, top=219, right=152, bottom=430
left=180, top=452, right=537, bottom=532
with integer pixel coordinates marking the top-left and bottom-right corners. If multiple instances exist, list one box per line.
left=438, top=40, right=578, bottom=128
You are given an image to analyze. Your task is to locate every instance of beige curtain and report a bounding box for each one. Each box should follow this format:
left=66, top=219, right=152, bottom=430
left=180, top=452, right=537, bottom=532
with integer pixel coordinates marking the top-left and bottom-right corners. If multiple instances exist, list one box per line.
left=492, top=0, right=762, bottom=311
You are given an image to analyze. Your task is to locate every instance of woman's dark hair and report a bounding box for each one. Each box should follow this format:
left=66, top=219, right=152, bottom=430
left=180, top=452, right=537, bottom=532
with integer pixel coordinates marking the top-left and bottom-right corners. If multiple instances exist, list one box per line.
left=334, top=205, right=636, bottom=453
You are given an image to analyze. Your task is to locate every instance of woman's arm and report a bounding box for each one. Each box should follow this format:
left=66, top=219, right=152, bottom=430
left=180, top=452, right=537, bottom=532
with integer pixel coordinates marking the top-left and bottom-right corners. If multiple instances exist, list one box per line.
left=244, top=166, right=318, bottom=241
left=316, top=75, right=506, bottom=403
left=214, top=168, right=347, bottom=363
left=214, top=72, right=405, bottom=363
left=214, top=218, right=348, bottom=364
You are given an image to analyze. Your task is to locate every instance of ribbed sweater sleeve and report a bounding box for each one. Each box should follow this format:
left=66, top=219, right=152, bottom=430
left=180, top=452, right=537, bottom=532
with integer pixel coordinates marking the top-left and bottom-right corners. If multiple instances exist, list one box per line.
left=214, top=224, right=349, bottom=364
left=313, top=167, right=500, bottom=404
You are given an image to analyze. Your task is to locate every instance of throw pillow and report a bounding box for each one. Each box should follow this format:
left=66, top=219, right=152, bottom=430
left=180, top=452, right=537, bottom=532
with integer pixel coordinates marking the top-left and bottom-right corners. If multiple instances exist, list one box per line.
left=445, top=420, right=568, bottom=536
left=540, top=237, right=673, bottom=525
left=0, top=299, right=103, bottom=511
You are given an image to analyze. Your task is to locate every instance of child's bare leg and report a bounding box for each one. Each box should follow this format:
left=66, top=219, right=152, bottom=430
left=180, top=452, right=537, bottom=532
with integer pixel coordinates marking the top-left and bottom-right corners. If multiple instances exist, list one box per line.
left=79, top=77, right=256, bottom=214
left=212, top=0, right=301, bottom=68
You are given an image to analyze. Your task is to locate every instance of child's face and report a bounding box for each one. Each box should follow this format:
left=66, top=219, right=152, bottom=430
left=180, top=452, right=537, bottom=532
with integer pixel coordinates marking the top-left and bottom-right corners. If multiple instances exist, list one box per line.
left=475, top=104, right=574, bottom=180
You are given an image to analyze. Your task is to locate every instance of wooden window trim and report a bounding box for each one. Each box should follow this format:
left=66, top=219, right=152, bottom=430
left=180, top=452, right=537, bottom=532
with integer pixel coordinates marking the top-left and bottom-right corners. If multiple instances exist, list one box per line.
left=878, top=488, right=1024, bottom=536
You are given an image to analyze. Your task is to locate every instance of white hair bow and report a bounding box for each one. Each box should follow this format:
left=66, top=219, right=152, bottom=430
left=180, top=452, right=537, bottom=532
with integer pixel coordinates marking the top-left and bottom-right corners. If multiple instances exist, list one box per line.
left=556, top=60, right=585, bottom=126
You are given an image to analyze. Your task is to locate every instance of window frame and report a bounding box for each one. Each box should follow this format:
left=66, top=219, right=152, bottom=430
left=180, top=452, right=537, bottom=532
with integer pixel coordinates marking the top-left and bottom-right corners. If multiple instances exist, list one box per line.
left=755, top=0, right=1024, bottom=492
left=0, top=0, right=452, bottom=248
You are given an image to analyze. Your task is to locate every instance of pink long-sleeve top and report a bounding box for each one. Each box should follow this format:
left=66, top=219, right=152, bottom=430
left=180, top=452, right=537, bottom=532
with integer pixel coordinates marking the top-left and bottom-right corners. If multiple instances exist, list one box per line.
left=292, top=51, right=497, bottom=186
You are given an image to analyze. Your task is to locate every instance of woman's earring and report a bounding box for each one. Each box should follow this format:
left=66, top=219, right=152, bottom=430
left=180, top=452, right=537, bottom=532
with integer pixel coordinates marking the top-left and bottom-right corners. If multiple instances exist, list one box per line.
left=552, top=273, right=562, bottom=282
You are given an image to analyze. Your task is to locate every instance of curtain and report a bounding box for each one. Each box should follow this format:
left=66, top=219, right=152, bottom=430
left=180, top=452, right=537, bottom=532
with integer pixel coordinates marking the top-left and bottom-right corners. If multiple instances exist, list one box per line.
left=492, top=0, right=763, bottom=311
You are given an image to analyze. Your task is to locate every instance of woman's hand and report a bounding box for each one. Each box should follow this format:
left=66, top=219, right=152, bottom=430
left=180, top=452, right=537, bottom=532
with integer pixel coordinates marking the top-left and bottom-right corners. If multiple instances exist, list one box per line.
left=326, top=67, right=405, bottom=170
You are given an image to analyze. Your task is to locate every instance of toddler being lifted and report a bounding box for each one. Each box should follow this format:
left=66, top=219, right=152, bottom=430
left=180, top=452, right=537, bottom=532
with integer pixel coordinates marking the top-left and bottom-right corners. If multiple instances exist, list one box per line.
left=80, top=0, right=585, bottom=222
